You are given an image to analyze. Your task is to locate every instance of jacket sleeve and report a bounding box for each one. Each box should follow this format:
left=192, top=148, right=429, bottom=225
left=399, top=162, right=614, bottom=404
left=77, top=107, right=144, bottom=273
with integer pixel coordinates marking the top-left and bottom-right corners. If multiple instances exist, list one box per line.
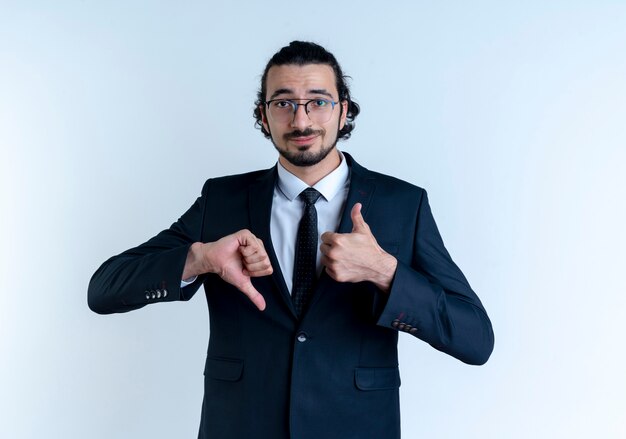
left=376, top=190, right=495, bottom=365
left=87, top=180, right=211, bottom=314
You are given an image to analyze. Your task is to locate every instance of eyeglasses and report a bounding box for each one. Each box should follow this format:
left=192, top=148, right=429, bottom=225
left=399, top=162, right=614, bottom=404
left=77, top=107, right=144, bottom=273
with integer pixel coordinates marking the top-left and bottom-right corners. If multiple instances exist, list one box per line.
left=264, top=98, right=339, bottom=124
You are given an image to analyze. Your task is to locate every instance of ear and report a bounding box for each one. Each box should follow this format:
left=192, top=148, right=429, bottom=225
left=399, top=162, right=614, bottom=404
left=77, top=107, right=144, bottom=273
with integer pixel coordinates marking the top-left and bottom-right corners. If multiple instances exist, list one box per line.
left=339, top=100, right=348, bottom=130
left=260, top=104, right=270, bottom=133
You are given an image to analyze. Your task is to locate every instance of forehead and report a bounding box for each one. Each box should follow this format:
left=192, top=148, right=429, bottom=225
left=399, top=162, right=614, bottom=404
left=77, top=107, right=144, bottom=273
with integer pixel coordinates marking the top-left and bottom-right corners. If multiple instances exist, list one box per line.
left=265, top=64, right=338, bottom=99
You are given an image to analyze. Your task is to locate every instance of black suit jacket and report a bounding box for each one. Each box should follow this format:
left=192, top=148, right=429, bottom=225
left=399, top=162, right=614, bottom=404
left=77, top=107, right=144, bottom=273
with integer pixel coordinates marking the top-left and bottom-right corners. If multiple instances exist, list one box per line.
left=88, top=153, right=494, bottom=439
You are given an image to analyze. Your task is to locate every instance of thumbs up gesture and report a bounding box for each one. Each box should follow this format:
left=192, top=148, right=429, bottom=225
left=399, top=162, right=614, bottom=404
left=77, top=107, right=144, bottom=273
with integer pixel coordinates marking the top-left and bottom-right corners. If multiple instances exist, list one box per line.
left=320, top=203, right=398, bottom=293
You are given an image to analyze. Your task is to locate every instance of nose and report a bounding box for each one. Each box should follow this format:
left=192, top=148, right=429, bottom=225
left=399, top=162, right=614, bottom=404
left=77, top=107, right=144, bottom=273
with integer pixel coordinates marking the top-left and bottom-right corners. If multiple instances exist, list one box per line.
left=291, top=103, right=312, bottom=129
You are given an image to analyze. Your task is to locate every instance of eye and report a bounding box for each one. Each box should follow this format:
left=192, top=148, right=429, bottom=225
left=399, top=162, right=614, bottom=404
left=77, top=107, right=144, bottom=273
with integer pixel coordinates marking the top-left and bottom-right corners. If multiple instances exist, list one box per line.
left=272, top=100, right=293, bottom=110
left=310, top=99, right=329, bottom=108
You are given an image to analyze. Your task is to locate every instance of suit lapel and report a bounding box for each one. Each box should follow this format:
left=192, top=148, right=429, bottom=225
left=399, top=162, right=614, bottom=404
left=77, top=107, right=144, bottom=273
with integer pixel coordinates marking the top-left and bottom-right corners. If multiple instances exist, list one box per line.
left=248, top=167, right=297, bottom=317
left=305, top=153, right=377, bottom=316
left=336, top=153, right=376, bottom=233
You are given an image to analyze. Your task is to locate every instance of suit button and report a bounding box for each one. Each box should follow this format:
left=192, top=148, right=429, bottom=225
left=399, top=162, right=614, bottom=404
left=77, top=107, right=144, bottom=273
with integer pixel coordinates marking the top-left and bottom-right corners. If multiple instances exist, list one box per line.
left=145, top=292, right=150, bottom=300
left=409, top=327, right=418, bottom=335
left=391, top=319, right=400, bottom=328
left=297, top=333, right=308, bottom=343
left=162, top=289, right=168, bottom=298
left=404, top=324, right=412, bottom=332
left=156, top=289, right=162, bottom=299
left=397, top=323, right=406, bottom=330
left=151, top=291, right=156, bottom=299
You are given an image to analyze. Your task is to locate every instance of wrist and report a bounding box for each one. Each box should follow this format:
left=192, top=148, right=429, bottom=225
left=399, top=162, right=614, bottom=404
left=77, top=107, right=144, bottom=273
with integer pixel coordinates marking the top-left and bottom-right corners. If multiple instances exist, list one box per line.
left=371, top=253, right=397, bottom=294
left=183, top=242, right=212, bottom=279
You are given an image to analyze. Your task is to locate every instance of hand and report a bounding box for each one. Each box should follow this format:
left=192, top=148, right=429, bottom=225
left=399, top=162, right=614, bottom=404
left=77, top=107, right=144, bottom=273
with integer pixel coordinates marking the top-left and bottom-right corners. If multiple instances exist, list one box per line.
left=320, top=203, right=397, bottom=293
left=183, top=229, right=273, bottom=311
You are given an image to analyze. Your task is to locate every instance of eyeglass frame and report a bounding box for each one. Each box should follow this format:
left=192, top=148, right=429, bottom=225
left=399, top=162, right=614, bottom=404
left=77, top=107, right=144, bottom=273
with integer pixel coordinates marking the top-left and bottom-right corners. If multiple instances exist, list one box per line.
left=263, top=98, right=340, bottom=123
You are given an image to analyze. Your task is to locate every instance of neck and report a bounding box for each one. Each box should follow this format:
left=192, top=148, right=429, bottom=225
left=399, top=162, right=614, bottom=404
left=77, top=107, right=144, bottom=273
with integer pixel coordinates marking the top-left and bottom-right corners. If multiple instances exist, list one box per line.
left=279, top=149, right=341, bottom=186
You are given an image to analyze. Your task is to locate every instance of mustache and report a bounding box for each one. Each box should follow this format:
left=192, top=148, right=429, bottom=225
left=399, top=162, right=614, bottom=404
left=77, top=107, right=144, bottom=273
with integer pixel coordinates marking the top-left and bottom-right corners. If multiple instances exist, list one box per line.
left=283, top=128, right=324, bottom=140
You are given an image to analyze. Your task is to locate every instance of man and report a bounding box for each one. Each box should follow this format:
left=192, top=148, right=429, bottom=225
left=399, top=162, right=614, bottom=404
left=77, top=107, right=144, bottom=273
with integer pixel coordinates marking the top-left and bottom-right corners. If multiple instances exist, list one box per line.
left=89, top=41, right=494, bottom=439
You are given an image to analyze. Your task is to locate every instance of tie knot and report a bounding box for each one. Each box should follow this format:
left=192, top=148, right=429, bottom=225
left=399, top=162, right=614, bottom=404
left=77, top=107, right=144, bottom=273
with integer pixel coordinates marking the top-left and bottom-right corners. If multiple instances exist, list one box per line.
left=299, top=188, right=321, bottom=206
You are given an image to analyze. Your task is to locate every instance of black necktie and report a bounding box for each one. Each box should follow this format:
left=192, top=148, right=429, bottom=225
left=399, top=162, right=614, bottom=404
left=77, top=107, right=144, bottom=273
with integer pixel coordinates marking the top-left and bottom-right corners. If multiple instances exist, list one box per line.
left=292, top=188, right=322, bottom=317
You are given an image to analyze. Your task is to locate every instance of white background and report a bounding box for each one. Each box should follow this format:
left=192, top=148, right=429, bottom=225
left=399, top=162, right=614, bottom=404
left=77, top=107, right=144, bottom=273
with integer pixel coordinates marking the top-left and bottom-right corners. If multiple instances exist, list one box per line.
left=1, top=1, right=625, bottom=438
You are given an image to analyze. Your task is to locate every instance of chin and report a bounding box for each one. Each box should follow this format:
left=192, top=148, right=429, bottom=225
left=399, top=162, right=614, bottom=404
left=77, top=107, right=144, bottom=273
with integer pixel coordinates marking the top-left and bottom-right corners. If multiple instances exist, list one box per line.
left=276, top=144, right=336, bottom=168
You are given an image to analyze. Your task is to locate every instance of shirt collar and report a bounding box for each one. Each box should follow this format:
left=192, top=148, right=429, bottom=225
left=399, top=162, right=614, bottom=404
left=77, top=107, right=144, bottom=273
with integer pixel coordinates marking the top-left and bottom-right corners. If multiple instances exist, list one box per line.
left=276, top=150, right=350, bottom=202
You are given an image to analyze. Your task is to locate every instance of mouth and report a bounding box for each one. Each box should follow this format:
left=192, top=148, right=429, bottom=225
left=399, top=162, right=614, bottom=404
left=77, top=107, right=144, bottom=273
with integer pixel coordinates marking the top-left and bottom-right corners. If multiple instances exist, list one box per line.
left=288, top=135, right=319, bottom=146
left=284, top=128, right=323, bottom=147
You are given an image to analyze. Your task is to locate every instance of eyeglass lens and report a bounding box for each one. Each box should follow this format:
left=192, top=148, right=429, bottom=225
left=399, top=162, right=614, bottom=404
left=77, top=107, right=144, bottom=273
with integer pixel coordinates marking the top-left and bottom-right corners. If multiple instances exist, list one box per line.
left=267, top=100, right=335, bottom=124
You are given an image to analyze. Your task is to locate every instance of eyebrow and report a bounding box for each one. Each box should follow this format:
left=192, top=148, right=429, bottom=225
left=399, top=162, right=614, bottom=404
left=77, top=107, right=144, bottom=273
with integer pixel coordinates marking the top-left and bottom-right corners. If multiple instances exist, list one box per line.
left=268, top=88, right=334, bottom=100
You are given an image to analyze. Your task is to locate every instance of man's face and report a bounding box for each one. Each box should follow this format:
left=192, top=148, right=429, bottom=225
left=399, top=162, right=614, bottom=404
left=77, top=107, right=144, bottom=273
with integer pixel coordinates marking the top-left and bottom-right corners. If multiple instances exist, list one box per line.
left=261, top=64, right=348, bottom=168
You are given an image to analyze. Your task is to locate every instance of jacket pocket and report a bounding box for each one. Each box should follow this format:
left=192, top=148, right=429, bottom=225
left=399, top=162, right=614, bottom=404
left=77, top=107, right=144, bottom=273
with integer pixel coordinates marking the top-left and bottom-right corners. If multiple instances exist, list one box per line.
left=204, top=357, right=244, bottom=382
left=354, top=367, right=401, bottom=391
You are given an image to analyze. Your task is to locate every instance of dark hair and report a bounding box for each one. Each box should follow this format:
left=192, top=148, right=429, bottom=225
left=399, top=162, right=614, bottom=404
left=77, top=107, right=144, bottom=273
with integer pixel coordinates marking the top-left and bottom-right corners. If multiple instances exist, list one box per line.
left=253, top=41, right=360, bottom=140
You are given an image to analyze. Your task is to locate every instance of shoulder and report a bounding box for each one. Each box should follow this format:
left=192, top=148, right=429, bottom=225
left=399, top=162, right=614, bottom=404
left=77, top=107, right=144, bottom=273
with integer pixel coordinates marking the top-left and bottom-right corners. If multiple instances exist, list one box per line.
left=345, top=152, right=426, bottom=198
left=199, top=167, right=275, bottom=195
left=366, top=168, right=424, bottom=194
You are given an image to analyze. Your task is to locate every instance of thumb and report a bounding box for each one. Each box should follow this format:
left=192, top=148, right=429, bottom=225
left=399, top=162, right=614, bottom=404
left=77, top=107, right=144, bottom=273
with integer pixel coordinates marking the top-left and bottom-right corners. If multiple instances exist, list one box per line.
left=351, top=203, right=368, bottom=233
left=239, top=279, right=267, bottom=311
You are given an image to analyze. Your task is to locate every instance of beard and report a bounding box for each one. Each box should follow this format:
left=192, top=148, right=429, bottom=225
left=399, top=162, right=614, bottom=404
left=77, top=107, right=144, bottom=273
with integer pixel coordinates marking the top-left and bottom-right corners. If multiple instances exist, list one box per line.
left=270, top=127, right=340, bottom=167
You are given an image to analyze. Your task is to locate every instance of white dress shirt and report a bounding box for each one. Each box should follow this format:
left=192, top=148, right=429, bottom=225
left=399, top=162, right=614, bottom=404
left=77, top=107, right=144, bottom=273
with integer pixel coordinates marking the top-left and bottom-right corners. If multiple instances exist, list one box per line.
left=271, top=152, right=350, bottom=294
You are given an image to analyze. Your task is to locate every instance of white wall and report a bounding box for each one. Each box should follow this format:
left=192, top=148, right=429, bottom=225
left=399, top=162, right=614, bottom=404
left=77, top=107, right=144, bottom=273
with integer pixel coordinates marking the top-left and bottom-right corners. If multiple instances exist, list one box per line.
left=1, top=1, right=625, bottom=437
